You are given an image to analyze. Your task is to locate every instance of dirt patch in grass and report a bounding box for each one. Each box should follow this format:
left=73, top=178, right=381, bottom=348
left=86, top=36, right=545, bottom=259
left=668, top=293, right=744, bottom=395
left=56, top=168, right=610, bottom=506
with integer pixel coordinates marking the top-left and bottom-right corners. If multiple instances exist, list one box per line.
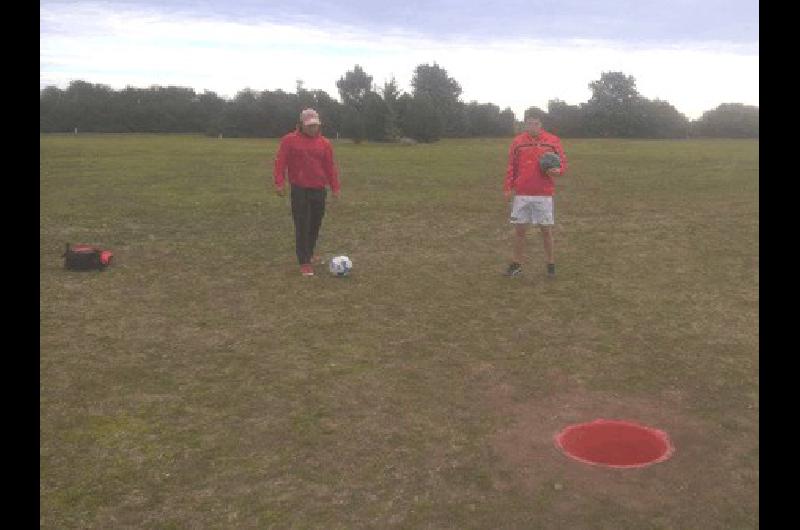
left=479, top=364, right=757, bottom=525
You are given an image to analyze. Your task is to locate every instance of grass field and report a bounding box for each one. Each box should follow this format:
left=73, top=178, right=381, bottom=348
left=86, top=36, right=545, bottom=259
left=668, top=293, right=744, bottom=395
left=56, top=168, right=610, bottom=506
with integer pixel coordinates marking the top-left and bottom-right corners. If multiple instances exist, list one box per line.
left=40, top=134, right=758, bottom=529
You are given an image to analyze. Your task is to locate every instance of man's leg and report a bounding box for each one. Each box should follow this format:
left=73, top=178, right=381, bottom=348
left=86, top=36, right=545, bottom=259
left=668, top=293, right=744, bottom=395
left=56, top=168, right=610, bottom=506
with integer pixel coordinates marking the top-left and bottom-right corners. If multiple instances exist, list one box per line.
left=505, top=195, right=528, bottom=276
left=504, top=223, right=527, bottom=276
left=290, top=185, right=312, bottom=265
left=307, top=188, right=327, bottom=261
left=540, top=226, right=555, bottom=276
left=513, top=224, right=528, bottom=264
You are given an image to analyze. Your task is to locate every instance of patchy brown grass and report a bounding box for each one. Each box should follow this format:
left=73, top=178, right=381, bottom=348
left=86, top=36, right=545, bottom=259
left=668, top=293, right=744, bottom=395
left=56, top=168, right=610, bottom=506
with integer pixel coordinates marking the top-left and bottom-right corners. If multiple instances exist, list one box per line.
left=41, top=135, right=758, bottom=528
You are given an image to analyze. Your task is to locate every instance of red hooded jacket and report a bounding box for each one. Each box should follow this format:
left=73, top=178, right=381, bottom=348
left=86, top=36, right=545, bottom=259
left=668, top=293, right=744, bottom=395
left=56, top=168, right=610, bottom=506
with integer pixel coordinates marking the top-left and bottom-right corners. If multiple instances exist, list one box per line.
left=274, top=130, right=341, bottom=193
left=504, top=130, right=568, bottom=196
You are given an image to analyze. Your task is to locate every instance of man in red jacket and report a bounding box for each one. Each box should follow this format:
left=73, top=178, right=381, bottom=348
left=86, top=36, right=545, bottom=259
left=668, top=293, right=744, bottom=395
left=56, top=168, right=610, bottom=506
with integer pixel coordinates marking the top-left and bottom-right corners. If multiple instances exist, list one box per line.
left=274, top=108, right=341, bottom=276
left=503, top=116, right=568, bottom=278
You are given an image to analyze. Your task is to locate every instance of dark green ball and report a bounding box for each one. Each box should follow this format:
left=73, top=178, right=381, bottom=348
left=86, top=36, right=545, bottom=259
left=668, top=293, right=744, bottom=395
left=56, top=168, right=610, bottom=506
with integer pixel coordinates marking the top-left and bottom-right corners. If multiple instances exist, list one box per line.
left=540, top=152, right=561, bottom=171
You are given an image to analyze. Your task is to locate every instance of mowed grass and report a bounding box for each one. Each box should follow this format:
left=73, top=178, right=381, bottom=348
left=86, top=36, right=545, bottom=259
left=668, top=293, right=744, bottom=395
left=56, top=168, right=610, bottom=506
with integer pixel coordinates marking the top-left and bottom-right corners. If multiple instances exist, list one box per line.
left=40, top=134, right=758, bottom=529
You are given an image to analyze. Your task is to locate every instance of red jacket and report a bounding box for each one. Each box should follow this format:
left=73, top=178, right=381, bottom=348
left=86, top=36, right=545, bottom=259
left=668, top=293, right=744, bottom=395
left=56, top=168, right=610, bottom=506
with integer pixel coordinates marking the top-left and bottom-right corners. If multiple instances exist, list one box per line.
left=274, top=131, right=341, bottom=192
left=504, top=130, right=568, bottom=196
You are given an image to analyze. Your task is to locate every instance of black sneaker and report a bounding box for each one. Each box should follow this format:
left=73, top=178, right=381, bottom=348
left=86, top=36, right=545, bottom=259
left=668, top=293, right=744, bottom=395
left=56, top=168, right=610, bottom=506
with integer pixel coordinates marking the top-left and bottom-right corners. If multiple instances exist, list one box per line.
left=547, top=263, right=556, bottom=278
left=504, top=262, right=522, bottom=277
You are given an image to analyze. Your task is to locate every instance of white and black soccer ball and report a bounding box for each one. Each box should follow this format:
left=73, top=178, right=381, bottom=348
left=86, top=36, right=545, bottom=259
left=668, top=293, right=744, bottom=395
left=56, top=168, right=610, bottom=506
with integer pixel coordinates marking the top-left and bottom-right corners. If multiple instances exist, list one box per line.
left=328, top=255, right=353, bottom=276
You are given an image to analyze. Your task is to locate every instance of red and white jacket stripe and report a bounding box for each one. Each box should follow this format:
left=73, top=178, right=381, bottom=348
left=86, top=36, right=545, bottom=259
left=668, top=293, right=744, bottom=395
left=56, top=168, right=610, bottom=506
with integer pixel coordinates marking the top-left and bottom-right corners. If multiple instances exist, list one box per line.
left=504, top=130, right=568, bottom=196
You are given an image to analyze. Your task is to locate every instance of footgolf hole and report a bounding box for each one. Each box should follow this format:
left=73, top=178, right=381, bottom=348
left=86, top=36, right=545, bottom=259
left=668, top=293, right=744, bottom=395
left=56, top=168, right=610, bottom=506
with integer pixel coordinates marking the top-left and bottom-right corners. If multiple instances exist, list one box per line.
left=554, top=419, right=674, bottom=468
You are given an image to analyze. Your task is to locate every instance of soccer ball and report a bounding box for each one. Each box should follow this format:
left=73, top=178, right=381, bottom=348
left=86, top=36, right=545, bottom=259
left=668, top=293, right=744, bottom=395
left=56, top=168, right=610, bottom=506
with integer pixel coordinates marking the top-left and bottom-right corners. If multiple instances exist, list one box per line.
left=329, top=255, right=353, bottom=276
left=539, top=152, right=561, bottom=172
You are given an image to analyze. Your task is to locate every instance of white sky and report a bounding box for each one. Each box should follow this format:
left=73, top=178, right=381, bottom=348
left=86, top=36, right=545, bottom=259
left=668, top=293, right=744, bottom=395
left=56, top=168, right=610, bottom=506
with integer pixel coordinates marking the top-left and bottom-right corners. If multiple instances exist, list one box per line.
left=40, top=1, right=759, bottom=120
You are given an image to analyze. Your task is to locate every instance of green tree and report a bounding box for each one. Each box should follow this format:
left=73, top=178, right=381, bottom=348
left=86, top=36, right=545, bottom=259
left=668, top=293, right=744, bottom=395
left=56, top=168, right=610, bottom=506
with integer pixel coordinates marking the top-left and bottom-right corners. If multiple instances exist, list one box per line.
left=546, top=99, right=586, bottom=137
left=60, top=81, right=111, bottom=132
left=637, top=99, right=690, bottom=138
left=381, top=77, right=403, bottom=140
left=196, top=90, right=226, bottom=136
left=257, top=89, right=299, bottom=137
left=363, top=91, right=390, bottom=141
left=498, top=107, right=516, bottom=136
left=336, top=65, right=372, bottom=110
left=465, top=102, right=515, bottom=137
left=401, top=94, right=443, bottom=142
left=691, top=103, right=758, bottom=138
left=410, top=63, right=463, bottom=138
left=523, top=106, right=548, bottom=121
left=218, top=88, right=266, bottom=137
left=336, top=65, right=373, bottom=142
left=584, top=71, right=642, bottom=137
left=394, top=93, right=413, bottom=137
left=40, top=86, right=67, bottom=132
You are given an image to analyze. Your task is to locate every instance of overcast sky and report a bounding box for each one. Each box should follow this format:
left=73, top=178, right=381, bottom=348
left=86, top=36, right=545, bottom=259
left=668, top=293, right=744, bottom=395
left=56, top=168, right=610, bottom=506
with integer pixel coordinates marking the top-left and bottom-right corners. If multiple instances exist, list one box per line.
left=40, top=0, right=759, bottom=120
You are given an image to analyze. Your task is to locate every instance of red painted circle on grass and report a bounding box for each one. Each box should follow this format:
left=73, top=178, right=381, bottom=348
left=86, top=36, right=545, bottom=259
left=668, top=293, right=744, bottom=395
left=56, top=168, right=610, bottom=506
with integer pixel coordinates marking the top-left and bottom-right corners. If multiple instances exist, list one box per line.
left=554, top=419, right=674, bottom=468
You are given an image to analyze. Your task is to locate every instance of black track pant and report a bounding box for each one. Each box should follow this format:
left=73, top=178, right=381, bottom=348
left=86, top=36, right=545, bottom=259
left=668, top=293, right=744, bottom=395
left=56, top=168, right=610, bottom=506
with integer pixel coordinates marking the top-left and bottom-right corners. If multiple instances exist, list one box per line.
left=290, top=184, right=327, bottom=265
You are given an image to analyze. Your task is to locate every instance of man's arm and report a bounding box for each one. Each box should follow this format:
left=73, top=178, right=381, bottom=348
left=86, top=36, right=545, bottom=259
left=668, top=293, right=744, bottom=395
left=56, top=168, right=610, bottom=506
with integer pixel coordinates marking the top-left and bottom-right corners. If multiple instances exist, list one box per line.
left=325, top=141, right=341, bottom=198
left=504, top=138, right=518, bottom=198
left=273, top=137, right=289, bottom=194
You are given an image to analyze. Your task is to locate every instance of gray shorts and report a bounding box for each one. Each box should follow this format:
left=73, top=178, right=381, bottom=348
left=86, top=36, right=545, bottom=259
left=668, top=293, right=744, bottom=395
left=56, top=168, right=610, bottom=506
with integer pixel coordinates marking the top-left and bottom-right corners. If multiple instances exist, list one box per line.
left=510, top=195, right=554, bottom=225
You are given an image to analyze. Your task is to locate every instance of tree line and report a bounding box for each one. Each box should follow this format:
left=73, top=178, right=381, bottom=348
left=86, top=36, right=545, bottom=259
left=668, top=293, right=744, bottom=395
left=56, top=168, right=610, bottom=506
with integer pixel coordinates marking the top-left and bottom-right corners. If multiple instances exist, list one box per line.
left=40, top=65, right=758, bottom=141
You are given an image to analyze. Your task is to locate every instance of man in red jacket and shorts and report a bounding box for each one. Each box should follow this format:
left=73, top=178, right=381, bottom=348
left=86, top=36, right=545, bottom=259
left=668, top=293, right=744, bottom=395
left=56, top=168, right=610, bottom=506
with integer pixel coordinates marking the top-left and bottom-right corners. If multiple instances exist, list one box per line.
left=503, top=116, right=568, bottom=278
left=274, top=108, right=341, bottom=276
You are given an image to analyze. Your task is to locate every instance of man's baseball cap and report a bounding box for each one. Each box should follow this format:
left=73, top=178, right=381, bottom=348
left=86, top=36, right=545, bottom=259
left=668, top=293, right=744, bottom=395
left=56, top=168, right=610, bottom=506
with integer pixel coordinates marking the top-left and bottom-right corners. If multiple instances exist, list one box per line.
left=300, top=108, right=321, bottom=126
